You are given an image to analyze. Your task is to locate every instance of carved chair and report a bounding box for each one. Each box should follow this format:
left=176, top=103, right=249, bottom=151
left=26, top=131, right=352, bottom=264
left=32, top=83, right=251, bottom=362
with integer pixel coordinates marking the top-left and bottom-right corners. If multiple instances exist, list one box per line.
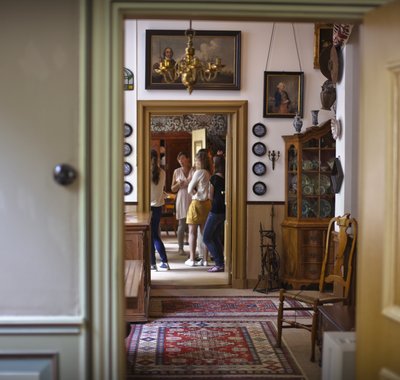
left=276, top=213, right=358, bottom=362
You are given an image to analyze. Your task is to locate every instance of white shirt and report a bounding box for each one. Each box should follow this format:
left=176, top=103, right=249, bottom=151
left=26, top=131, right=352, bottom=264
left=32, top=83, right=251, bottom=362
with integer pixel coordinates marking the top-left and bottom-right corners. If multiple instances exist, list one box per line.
left=172, top=167, right=195, bottom=219
left=151, top=169, right=166, bottom=207
left=188, top=169, right=210, bottom=201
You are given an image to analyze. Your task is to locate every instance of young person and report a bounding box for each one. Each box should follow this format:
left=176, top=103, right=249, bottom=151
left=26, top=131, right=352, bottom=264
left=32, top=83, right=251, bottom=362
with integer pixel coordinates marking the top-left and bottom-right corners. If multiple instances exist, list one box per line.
left=170, top=151, right=194, bottom=256
left=203, top=155, right=226, bottom=272
left=150, top=149, right=170, bottom=270
left=185, top=149, right=211, bottom=267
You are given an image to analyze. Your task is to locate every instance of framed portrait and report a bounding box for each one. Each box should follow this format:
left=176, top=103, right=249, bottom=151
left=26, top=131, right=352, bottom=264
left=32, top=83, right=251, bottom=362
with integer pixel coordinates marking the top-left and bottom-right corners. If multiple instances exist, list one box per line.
left=145, top=30, right=241, bottom=90
left=263, top=71, right=304, bottom=118
left=313, top=23, right=333, bottom=69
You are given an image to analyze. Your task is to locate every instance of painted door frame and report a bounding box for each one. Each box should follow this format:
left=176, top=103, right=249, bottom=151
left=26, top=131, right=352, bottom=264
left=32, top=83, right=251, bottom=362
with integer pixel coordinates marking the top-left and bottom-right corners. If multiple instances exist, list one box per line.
left=91, top=1, right=395, bottom=378
left=137, top=100, right=248, bottom=286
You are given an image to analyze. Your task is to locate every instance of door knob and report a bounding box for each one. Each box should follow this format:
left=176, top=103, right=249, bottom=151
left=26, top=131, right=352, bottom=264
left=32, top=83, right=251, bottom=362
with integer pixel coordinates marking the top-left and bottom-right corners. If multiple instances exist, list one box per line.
left=53, top=163, right=77, bottom=186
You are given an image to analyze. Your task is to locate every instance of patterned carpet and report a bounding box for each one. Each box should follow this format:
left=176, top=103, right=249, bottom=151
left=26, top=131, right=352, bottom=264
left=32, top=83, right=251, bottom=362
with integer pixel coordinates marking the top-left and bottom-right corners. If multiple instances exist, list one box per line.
left=126, top=296, right=309, bottom=379
left=148, top=296, right=312, bottom=319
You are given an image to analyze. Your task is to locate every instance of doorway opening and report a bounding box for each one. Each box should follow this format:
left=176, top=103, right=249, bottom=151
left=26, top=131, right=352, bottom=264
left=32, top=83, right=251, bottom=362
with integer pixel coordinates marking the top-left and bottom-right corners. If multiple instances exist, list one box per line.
left=136, top=100, right=248, bottom=288
left=150, top=113, right=229, bottom=287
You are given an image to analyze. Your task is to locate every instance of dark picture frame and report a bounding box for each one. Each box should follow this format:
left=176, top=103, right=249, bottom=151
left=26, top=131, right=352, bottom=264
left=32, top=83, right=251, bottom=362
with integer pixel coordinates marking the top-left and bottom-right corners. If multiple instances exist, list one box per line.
left=313, top=23, right=333, bottom=69
left=263, top=71, right=304, bottom=118
left=145, top=30, right=241, bottom=91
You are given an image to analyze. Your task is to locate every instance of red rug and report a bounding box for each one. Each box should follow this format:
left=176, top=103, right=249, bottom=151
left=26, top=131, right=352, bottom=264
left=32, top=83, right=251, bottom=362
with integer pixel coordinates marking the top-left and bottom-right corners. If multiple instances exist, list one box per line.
left=126, top=320, right=306, bottom=379
left=149, top=296, right=311, bottom=319
left=126, top=296, right=309, bottom=379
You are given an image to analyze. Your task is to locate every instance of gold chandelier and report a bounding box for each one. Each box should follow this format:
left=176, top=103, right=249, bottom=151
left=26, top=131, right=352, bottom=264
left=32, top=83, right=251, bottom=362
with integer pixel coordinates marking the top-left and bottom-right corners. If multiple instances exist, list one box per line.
left=154, top=28, right=224, bottom=94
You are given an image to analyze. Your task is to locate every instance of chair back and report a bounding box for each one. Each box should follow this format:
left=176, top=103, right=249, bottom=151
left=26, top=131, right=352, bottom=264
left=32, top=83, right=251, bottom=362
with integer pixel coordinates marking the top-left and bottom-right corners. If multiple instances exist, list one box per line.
left=319, top=213, right=358, bottom=299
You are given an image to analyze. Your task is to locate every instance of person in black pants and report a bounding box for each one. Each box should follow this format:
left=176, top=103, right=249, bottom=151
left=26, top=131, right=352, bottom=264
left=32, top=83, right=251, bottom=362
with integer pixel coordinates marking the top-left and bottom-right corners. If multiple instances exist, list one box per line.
left=203, top=155, right=226, bottom=272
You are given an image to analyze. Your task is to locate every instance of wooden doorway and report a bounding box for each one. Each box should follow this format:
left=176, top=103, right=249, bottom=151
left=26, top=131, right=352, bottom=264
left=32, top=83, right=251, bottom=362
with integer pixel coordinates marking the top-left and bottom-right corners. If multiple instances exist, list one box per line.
left=137, top=100, right=248, bottom=288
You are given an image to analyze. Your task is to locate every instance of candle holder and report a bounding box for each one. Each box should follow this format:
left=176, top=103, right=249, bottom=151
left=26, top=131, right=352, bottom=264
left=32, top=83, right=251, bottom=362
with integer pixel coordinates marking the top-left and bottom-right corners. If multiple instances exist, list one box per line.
left=268, top=150, right=280, bottom=170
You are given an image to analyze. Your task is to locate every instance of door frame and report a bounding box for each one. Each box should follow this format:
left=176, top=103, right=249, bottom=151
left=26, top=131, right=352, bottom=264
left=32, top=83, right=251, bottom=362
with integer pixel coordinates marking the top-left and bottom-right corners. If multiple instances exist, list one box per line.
left=92, top=1, right=387, bottom=378
left=137, top=100, right=248, bottom=287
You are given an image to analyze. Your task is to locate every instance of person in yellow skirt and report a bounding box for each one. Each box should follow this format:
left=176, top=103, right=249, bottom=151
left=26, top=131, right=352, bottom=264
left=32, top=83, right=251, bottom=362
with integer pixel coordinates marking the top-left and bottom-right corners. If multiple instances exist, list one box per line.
left=185, top=149, right=211, bottom=267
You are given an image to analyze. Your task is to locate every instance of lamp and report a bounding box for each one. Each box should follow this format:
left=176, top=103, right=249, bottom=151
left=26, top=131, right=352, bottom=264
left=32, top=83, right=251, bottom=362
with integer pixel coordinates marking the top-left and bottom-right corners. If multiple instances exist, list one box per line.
left=268, top=150, right=280, bottom=170
left=154, top=25, right=224, bottom=94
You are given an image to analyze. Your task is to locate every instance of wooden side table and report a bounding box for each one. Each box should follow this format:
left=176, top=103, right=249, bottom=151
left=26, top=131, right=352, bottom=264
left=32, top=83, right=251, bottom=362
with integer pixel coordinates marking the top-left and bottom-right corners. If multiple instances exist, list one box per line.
left=317, top=304, right=355, bottom=364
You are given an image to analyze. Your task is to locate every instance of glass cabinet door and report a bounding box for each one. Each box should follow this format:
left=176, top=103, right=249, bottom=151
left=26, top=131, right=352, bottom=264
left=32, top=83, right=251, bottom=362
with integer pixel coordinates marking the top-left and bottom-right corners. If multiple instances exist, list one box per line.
left=300, top=131, right=335, bottom=219
left=285, top=124, right=336, bottom=220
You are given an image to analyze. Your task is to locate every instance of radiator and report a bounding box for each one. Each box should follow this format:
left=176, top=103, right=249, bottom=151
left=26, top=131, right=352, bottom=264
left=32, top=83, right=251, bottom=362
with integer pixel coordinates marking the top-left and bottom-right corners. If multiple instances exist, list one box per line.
left=322, top=331, right=356, bottom=380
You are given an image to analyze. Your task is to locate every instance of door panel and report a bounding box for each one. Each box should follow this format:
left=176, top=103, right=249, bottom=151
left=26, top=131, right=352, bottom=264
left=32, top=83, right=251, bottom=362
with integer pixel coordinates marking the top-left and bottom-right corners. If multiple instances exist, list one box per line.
left=358, top=1, right=400, bottom=377
left=0, top=0, right=87, bottom=378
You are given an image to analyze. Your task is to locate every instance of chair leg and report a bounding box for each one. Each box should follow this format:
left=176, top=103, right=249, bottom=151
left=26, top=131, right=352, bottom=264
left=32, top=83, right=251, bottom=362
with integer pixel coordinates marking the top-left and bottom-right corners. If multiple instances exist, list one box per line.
left=310, top=303, right=319, bottom=362
left=276, top=289, right=284, bottom=347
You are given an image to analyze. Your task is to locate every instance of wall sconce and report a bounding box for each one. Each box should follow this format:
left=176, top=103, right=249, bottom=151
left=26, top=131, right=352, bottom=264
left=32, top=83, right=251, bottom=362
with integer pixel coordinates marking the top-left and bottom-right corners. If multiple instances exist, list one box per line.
left=268, top=150, right=280, bottom=170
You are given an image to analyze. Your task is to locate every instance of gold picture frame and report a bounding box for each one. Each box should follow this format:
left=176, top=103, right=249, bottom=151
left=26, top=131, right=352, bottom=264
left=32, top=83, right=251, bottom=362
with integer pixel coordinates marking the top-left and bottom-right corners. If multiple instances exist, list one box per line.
left=313, top=23, right=333, bottom=69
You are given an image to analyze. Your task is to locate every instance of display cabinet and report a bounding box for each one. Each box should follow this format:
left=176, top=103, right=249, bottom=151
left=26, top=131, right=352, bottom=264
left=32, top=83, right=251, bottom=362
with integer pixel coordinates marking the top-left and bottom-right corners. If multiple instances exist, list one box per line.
left=281, top=120, right=336, bottom=289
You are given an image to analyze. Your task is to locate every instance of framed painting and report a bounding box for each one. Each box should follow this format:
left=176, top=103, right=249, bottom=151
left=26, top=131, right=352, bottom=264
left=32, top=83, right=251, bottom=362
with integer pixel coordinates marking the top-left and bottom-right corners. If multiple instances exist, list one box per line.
left=145, top=30, right=241, bottom=90
left=313, top=23, right=333, bottom=69
left=263, top=71, right=304, bottom=118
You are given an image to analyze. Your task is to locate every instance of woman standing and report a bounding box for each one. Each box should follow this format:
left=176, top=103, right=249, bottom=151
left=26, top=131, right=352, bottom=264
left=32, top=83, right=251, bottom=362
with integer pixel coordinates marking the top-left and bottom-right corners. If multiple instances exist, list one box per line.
left=203, top=155, right=226, bottom=272
left=170, top=151, right=194, bottom=256
left=185, top=150, right=211, bottom=267
left=150, top=149, right=170, bottom=270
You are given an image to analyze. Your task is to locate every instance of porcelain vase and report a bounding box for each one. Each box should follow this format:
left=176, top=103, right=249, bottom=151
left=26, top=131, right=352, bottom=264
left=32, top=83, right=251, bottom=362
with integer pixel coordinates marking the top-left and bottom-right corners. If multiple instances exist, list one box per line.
left=311, top=110, right=319, bottom=126
left=293, top=113, right=303, bottom=133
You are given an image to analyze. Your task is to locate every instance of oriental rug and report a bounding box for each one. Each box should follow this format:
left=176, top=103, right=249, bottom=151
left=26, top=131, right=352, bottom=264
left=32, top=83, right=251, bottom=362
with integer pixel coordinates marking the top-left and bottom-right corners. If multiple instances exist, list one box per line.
left=148, top=295, right=312, bottom=320
left=126, top=320, right=306, bottom=379
left=126, top=296, right=309, bottom=379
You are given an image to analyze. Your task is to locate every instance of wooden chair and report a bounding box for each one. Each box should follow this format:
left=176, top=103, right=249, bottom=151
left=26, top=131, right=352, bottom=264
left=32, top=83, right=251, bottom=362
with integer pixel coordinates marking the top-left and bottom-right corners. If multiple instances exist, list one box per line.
left=276, top=213, right=358, bottom=362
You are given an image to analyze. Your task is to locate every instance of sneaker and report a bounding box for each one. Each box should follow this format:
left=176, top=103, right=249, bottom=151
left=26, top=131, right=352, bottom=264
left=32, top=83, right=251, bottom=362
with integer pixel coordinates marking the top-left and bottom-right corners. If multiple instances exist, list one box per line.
left=158, top=262, right=170, bottom=270
left=185, top=258, right=196, bottom=267
left=199, top=259, right=208, bottom=267
left=178, top=249, right=186, bottom=256
left=207, top=265, right=224, bottom=273
left=150, top=264, right=157, bottom=271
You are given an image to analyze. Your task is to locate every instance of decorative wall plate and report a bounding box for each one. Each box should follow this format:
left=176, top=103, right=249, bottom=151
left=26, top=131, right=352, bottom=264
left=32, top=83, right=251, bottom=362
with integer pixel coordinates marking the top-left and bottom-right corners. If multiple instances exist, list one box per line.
left=252, top=122, right=267, bottom=138
left=331, top=158, right=344, bottom=193
left=124, top=181, right=133, bottom=195
left=124, top=123, right=133, bottom=138
left=252, top=162, right=267, bottom=176
left=253, top=181, right=267, bottom=196
left=252, top=142, right=267, bottom=157
left=124, top=162, right=133, bottom=176
left=124, top=142, right=133, bottom=156
left=320, top=199, right=332, bottom=218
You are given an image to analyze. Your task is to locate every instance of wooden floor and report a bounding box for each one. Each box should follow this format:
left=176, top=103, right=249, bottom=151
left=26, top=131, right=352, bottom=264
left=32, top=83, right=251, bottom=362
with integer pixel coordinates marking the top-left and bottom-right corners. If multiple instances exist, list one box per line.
left=150, top=234, right=230, bottom=288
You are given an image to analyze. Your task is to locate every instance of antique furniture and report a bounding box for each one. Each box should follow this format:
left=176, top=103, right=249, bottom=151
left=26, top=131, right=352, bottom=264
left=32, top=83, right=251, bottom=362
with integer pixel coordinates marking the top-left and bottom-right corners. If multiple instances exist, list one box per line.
left=160, top=193, right=178, bottom=236
left=318, top=304, right=355, bottom=364
left=125, top=211, right=151, bottom=322
left=281, top=120, right=336, bottom=289
left=276, top=214, right=358, bottom=362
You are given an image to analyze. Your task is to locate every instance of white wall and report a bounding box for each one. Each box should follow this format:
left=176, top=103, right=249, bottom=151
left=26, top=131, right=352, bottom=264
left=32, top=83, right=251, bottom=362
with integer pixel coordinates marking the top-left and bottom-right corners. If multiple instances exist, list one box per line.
left=335, top=27, right=360, bottom=218
left=124, top=20, right=337, bottom=202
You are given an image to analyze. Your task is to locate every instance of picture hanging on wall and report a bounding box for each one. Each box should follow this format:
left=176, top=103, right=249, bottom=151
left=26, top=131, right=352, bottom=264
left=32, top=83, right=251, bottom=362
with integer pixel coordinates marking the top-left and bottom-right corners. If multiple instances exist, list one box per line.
left=145, top=29, right=241, bottom=91
left=313, top=23, right=333, bottom=69
left=263, top=71, right=304, bottom=118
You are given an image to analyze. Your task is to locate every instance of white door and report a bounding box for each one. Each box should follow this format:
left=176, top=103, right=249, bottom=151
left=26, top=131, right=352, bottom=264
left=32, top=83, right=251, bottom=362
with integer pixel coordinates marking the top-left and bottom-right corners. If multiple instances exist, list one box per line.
left=192, top=128, right=207, bottom=164
left=357, top=1, right=400, bottom=378
left=0, top=1, right=89, bottom=378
